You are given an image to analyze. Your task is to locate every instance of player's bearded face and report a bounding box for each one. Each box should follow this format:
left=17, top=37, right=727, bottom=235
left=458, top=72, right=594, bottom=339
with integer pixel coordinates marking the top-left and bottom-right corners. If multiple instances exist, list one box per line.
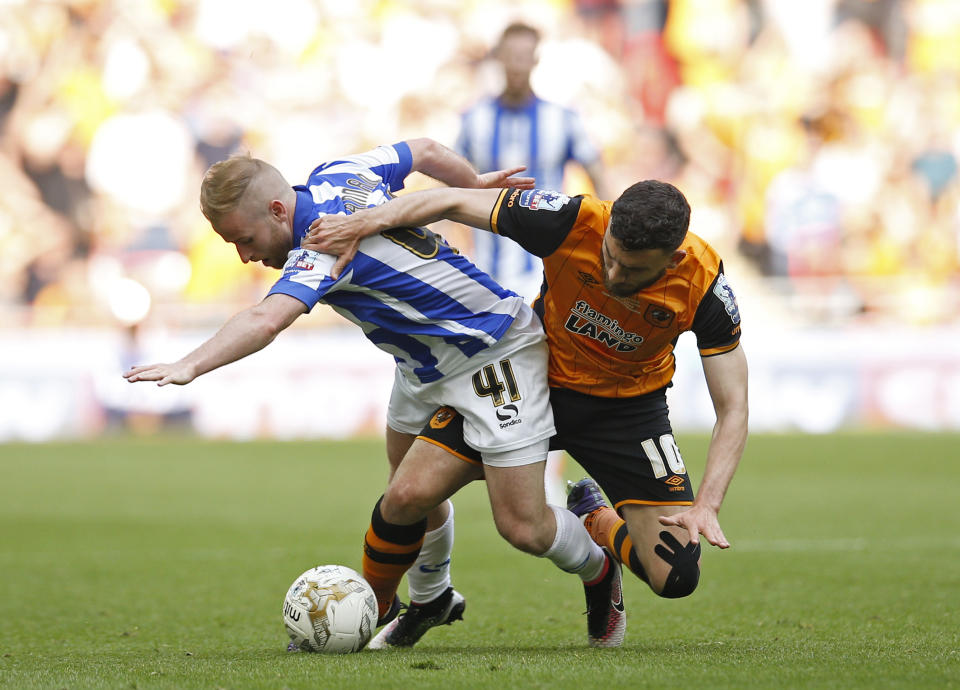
left=601, top=233, right=677, bottom=296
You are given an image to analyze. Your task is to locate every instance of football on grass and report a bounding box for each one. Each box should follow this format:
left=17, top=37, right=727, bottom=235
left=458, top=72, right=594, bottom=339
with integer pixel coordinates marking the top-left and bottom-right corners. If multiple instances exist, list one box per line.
left=282, top=565, right=378, bottom=653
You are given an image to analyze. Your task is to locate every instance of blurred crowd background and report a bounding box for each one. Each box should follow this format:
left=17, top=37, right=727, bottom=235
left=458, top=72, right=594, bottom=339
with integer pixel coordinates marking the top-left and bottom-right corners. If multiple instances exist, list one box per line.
left=2, top=0, right=958, bottom=333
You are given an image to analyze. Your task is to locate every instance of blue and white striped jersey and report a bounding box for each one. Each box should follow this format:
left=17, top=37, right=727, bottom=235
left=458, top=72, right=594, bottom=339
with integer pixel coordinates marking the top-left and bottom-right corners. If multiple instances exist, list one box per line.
left=267, top=143, right=525, bottom=384
left=455, top=97, right=599, bottom=300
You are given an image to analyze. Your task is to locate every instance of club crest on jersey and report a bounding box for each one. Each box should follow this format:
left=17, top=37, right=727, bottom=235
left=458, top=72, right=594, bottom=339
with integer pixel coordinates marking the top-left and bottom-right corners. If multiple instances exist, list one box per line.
left=643, top=304, right=675, bottom=328
left=713, top=273, right=741, bottom=324
left=564, top=301, right=644, bottom=351
left=519, top=189, right=570, bottom=212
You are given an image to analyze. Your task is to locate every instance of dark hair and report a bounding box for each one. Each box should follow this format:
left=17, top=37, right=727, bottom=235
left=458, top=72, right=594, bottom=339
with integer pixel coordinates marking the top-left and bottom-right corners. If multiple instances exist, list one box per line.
left=609, top=180, right=690, bottom=252
left=498, top=22, right=540, bottom=47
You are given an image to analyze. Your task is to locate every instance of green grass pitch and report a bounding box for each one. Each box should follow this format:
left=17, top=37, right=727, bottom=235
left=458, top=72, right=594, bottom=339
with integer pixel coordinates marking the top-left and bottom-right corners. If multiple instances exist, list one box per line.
left=1, top=432, right=957, bottom=689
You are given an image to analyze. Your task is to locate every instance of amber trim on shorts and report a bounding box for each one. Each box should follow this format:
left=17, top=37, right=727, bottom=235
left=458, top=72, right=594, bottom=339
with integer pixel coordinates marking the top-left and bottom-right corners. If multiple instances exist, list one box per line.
left=415, top=435, right=483, bottom=466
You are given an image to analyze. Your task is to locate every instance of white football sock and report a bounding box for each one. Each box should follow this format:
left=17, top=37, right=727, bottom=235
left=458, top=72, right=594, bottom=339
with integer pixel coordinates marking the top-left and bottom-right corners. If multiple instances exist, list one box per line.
left=541, top=504, right=606, bottom=582
left=407, top=500, right=454, bottom=604
left=544, top=450, right=567, bottom=505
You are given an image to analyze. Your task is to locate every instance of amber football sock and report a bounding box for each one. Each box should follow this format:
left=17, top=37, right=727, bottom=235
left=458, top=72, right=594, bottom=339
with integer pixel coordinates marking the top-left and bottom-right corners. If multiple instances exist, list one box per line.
left=583, top=506, right=648, bottom=583
left=361, top=496, right=427, bottom=618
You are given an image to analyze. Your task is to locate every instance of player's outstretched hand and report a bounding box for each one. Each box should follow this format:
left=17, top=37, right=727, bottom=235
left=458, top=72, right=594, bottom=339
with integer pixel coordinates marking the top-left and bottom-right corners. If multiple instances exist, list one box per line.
left=304, top=213, right=371, bottom=280
left=124, top=362, right=196, bottom=387
left=659, top=504, right=730, bottom=549
left=477, top=166, right=535, bottom=190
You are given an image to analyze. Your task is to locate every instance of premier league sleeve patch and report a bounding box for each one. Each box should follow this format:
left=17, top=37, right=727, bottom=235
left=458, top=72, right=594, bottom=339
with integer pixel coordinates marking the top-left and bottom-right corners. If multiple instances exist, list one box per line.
left=293, top=251, right=315, bottom=271
left=519, top=189, right=570, bottom=212
left=270, top=249, right=339, bottom=308
left=280, top=249, right=335, bottom=281
left=712, top=273, right=741, bottom=324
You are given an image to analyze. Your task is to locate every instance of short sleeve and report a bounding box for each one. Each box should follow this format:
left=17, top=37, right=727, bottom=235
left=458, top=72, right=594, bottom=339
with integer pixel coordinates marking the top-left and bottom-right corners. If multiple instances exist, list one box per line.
left=267, top=249, right=340, bottom=311
left=490, top=188, right=583, bottom=257
left=691, top=267, right=742, bottom=356
left=324, top=143, right=412, bottom=193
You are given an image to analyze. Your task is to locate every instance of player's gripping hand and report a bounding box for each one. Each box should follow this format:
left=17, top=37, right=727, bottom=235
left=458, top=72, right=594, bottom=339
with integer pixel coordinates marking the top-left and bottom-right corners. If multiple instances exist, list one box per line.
left=124, top=362, right=197, bottom=387
left=659, top=503, right=730, bottom=549
left=304, top=212, right=371, bottom=280
left=475, top=166, right=535, bottom=190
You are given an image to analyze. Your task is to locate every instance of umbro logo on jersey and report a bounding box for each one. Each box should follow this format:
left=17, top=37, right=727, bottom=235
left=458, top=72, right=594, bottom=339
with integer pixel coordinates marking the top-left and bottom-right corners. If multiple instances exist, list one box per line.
left=577, top=271, right=601, bottom=287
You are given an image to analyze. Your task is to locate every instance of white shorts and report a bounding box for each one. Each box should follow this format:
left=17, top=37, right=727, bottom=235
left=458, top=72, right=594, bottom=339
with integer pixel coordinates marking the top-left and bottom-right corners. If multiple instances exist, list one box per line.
left=386, top=305, right=555, bottom=468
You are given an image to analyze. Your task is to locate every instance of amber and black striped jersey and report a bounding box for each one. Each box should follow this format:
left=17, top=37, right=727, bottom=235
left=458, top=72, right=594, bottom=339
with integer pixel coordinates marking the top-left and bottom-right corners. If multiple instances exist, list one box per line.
left=490, top=188, right=742, bottom=398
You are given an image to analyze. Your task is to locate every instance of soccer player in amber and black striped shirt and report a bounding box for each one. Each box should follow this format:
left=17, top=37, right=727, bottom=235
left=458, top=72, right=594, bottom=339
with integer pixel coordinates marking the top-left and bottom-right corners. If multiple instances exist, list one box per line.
left=306, top=179, right=748, bottom=645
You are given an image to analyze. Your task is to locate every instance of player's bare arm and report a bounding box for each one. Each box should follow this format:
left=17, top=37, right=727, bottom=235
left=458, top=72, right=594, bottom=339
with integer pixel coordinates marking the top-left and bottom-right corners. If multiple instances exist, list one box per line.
left=124, top=293, right=307, bottom=386
left=304, top=188, right=503, bottom=279
left=659, top=344, right=748, bottom=548
left=406, top=138, right=535, bottom=190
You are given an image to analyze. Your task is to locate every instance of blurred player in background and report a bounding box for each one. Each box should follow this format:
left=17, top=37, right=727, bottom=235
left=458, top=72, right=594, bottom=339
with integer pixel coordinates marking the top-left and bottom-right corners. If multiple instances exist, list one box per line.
left=456, top=22, right=608, bottom=297
left=456, top=21, right=610, bottom=506
left=306, top=178, right=748, bottom=647
left=124, top=139, right=626, bottom=649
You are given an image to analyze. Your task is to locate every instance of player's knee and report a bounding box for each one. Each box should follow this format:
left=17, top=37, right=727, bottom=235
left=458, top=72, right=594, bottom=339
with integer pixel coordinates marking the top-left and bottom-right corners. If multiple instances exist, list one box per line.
left=656, top=558, right=700, bottom=598
left=381, top=481, right=432, bottom=524
left=494, top=516, right=550, bottom=555
left=652, top=530, right=701, bottom=599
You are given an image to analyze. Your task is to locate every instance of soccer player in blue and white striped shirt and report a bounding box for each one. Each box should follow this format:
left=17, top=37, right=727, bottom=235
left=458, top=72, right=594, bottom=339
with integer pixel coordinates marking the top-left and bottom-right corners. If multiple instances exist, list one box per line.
left=124, top=139, right=624, bottom=648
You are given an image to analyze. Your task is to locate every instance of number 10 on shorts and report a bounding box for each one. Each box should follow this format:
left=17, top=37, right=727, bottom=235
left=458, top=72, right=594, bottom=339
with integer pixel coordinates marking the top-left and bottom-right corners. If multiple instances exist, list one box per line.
left=642, top=434, right=687, bottom=478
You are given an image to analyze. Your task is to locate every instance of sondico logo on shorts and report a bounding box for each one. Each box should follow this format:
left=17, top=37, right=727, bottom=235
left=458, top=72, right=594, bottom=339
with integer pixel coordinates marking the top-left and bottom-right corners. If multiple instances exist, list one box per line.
left=564, top=301, right=644, bottom=352
left=495, top=404, right=521, bottom=429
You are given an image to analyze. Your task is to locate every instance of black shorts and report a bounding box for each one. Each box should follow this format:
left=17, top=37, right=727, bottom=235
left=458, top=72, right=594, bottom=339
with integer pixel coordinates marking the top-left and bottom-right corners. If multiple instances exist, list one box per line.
left=417, top=386, right=695, bottom=511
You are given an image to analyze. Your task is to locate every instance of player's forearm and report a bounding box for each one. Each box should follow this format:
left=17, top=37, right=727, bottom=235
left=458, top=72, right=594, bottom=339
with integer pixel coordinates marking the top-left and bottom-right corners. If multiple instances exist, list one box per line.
left=178, top=306, right=284, bottom=379
left=695, top=407, right=748, bottom=512
left=407, top=138, right=482, bottom=188
left=353, top=188, right=498, bottom=237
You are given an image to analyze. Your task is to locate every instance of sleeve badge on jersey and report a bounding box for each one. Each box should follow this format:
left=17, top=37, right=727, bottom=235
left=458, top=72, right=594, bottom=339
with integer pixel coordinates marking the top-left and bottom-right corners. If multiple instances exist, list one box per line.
left=293, top=251, right=315, bottom=271
left=519, top=189, right=570, bottom=212
left=713, top=273, right=741, bottom=324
